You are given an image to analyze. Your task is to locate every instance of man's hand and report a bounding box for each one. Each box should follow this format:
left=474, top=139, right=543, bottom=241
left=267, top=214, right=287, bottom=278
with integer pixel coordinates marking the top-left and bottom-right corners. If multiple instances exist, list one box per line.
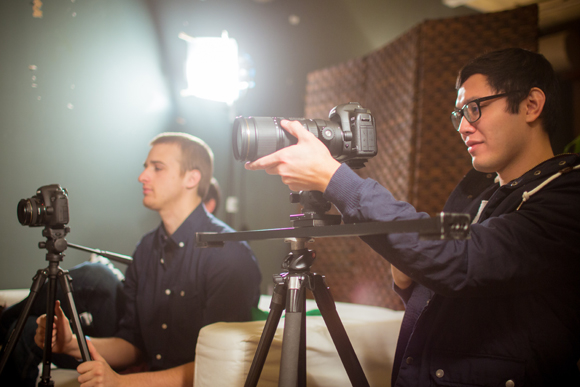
left=245, top=120, right=341, bottom=192
left=77, top=339, right=122, bottom=387
left=35, top=300, right=74, bottom=354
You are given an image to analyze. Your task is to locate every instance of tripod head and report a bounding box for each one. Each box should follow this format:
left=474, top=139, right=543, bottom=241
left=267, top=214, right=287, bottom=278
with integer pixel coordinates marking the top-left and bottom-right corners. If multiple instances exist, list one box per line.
left=39, top=226, right=70, bottom=262
left=289, top=191, right=341, bottom=227
left=282, top=238, right=316, bottom=272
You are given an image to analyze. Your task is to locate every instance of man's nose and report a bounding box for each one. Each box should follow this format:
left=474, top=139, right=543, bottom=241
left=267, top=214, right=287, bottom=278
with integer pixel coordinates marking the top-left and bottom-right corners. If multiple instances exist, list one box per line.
left=138, top=169, right=149, bottom=183
left=458, top=117, right=475, bottom=136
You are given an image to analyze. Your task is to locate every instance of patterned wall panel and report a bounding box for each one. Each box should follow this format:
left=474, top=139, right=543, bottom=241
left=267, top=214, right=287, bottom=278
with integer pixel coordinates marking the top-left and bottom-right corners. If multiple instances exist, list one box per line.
left=303, top=5, right=538, bottom=309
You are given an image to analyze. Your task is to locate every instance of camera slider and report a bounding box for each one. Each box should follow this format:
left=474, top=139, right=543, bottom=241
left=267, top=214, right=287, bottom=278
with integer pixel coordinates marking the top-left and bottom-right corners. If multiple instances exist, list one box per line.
left=196, top=212, right=470, bottom=247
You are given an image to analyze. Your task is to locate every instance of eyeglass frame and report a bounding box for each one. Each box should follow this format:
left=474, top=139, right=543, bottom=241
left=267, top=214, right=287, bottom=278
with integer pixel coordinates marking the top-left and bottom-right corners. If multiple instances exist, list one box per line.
left=450, top=91, right=520, bottom=131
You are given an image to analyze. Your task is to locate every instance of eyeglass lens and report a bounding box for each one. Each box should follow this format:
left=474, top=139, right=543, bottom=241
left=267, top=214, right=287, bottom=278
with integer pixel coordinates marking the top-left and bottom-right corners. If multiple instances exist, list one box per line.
left=451, top=101, right=481, bottom=130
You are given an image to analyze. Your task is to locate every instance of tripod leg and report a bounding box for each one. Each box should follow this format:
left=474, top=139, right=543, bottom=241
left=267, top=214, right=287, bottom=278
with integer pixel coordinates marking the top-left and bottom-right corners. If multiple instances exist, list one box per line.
left=310, top=274, right=370, bottom=387
left=279, top=274, right=307, bottom=387
left=244, top=281, right=286, bottom=387
left=58, top=270, right=91, bottom=362
left=38, top=266, right=59, bottom=386
left=0, top=269, right=47, bottom=375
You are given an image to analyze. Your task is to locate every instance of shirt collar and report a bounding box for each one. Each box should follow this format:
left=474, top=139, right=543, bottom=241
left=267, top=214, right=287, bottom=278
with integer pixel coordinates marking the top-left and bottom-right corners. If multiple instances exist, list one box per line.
left=158, top=204, right=208, bottom=249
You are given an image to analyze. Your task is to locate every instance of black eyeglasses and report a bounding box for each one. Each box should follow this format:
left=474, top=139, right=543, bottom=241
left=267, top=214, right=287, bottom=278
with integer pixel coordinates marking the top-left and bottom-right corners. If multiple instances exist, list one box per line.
left=450, top=92, right=514, bottom=131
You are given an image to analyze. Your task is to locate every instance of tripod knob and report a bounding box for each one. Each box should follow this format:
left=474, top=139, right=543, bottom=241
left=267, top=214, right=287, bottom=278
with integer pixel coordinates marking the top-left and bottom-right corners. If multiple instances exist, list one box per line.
left=38, top=241, right=46, bottom=249
left=289, top=192, right=301, bottom=204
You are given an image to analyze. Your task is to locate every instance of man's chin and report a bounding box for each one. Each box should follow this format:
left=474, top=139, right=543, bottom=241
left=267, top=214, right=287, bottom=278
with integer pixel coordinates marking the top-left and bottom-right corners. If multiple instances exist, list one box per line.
left=142, top=199, right=157, bottom=210
left=471, top=157, right=495, bottom=174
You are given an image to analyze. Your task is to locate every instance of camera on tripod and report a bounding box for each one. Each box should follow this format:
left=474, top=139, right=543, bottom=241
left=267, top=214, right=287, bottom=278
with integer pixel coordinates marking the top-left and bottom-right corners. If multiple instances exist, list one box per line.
left=17, top=184, right=69, bottom=228
left=232, top=102, right=377, bottom=169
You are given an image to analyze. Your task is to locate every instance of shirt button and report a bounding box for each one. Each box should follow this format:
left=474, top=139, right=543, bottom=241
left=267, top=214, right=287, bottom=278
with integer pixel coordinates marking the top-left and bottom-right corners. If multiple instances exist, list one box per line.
left=180, top=291, right=185, bottom=296
left=156, top=354, right=162, bottom=360
left=160, top=258, right=165, bottom=264
left=161, top=323, right=168, bottom=330
left=165, top=289, right=171, bottom=295
left=505, top=380, right=515, bottom=387
left=435, top=369, right=444, bottom=378
left=406, top=357, right=413, bottom=365
left=179, top=241, right=185, bottom=248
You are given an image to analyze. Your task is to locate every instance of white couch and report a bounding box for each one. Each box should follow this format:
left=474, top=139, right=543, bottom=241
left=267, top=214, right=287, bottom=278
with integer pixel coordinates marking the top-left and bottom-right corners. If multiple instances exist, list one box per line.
left=1, top=291, right=404, bottom=386
left=195, top=295, right=404, bottom=387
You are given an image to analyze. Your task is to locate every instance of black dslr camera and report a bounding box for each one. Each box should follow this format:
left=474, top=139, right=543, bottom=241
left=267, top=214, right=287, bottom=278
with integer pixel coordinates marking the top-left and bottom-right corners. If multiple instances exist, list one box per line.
left=17, top=184, right=70, bottom=228
left=232, top=102, right=377, bottom=169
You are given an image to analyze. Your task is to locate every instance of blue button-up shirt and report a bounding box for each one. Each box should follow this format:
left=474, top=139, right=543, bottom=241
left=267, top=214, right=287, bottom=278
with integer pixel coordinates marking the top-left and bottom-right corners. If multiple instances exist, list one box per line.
left=115, top=204, right=261, bottom=370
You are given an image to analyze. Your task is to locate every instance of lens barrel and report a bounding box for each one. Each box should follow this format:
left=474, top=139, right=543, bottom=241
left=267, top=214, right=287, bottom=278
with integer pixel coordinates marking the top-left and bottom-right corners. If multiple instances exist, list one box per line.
left=17, top=198, right=39, bottom=226
left=233, top=117, right=298, bottom=162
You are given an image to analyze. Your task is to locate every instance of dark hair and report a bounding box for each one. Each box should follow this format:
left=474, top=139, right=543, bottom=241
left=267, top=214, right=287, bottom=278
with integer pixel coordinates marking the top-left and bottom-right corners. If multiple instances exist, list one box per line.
left=456, top=48, right=561, bottom=136
left=150, top=132, right=214, bottom=198
left=203, top=177, right=221, bottom=214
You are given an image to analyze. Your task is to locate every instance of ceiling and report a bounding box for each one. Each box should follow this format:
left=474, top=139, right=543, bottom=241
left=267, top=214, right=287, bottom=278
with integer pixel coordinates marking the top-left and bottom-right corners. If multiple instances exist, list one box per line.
left=443, top=0, right=580, bottom=29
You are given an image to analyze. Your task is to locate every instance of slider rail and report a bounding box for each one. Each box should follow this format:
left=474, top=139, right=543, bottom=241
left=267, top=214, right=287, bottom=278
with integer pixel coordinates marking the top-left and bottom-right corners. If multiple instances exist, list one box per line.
left=196, top=212, right=470, bottom=248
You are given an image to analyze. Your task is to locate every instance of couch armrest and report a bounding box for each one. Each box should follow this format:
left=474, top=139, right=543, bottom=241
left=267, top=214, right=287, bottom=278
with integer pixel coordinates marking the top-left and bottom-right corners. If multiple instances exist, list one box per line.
left=0, top=289, right=30, bottom=309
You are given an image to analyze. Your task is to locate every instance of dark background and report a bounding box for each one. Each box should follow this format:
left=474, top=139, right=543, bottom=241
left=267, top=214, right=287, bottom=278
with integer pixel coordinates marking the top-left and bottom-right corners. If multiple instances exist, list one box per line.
left=1, top=0, right=577, bottom=294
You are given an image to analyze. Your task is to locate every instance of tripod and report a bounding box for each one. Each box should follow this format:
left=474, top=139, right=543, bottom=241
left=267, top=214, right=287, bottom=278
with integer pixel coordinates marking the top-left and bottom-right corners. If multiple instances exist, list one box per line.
left=0, top=225, right=91, bottom=386
left=244, top=237, right=370, bottom=387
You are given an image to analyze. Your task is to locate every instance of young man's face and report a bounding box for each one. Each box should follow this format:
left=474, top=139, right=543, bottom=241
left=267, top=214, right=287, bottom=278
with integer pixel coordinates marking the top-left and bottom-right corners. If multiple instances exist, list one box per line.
left=455, top=74, right=528, bottom=179
left=138, top=143, right=191, bottom=212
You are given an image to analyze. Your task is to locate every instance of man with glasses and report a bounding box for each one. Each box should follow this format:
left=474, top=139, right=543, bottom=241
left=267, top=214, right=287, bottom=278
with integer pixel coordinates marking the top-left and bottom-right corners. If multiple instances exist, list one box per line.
left=245, top=48, right=580, bottom=386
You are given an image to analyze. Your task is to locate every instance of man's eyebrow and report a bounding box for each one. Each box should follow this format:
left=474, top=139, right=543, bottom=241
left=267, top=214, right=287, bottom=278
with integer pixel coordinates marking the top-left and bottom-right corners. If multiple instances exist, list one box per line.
left=143, top=160, right=165, bottom=168
left=455, top=95, right=481, bottom=109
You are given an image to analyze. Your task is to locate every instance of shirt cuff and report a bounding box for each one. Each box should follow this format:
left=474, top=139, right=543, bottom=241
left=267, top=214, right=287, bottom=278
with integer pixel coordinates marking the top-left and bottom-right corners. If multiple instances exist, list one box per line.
left=323, top=163, right=366, bottom=214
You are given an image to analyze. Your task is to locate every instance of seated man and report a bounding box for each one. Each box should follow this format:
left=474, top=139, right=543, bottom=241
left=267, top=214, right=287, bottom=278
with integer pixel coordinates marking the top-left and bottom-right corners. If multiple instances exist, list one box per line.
left=36, top=132, right=262, bottom=386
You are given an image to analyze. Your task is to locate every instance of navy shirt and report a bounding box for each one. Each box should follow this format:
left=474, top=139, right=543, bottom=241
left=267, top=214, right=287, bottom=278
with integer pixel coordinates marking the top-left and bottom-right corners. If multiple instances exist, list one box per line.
left=115, top=204, right=261, bottom=370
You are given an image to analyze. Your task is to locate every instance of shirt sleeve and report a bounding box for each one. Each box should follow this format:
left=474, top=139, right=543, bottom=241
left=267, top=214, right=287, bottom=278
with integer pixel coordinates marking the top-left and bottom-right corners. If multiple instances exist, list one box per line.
left=324, top=164, right=580, bottom=298
left=114, top=244, right=146, bottom=354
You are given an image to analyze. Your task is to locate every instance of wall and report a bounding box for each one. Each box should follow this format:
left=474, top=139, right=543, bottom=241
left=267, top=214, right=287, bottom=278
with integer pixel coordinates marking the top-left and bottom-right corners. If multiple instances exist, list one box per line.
left=0, top=0, right=169, bottom=289
left=0, top=0, right=475, bottom=293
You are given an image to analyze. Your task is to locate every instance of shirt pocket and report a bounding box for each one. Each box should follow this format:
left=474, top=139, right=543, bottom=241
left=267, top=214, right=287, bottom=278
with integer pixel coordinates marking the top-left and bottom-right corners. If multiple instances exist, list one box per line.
left=429, top=351, right=525, bottom=387
left=170, top=289, right=203, bottom=335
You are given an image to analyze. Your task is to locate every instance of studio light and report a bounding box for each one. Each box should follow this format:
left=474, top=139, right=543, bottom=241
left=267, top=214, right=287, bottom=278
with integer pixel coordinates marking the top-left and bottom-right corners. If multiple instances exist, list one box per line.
left=179, top=30, right=253, bottom=106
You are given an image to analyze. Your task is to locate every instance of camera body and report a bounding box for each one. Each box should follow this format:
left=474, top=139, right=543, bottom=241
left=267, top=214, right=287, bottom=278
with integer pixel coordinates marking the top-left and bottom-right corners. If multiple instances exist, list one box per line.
left=233, top=102, right=377, bottom=169
left=17, top=184, right=70, bottom=228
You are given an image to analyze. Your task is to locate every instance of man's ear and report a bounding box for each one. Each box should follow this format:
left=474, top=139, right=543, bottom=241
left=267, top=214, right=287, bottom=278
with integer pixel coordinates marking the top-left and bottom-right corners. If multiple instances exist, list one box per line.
left=524, top=87, right=546, bottom=124
left=185, top=169, right=202, bottom=190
